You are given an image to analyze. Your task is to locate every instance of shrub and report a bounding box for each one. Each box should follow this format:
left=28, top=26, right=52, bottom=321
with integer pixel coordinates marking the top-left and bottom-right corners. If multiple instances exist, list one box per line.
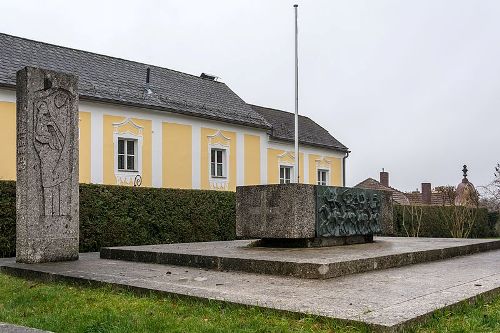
left=0, top=181, right=236, bottom=257
left=0, top=181, right=15, bottom=258
left=393, top=204, right=497, bottom=238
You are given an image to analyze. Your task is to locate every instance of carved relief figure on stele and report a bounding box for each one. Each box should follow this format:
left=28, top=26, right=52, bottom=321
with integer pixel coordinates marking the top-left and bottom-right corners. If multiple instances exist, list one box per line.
left=33, top=89, right=74, bottom=217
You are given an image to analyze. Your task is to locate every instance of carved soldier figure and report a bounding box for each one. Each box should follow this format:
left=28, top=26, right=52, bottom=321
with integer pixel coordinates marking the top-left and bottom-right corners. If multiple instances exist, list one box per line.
left=33, top=89, right=73, bottom=216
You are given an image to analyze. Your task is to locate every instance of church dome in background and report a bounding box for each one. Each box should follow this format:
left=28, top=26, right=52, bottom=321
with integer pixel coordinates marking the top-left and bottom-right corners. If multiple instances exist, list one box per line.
left=454, top=165, right=479, bottom=207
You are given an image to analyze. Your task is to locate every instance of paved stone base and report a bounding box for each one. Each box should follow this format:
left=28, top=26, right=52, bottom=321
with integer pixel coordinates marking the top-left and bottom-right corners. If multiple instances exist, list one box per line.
left=100, top=237, right=500, bottom=279
left=1, top=250, right=499, bottom=332
left=0, top=323, right=52, bottom=333
left=254, top=234, right=373, bottom=248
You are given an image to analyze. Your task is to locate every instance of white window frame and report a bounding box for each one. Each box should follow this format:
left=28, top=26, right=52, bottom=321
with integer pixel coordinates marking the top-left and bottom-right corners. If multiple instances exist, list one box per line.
left=279, top=165, right=294, bottom=184
left=112, top=118, right=143, bottom=186
left=315, top=156, right=332, bottom=187
left=117, top=138, right=138, bottom=172
left=207, top=130, right=231, bottom=190
left=114, top=132, right=143, bottom=181
left=210, top=148, right=227, bottom=178
left=317, top=168, right=329, bottom=186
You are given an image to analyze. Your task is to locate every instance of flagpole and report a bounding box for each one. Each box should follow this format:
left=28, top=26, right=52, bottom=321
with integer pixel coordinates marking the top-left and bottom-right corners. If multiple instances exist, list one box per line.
left=294, top=4, right=299, bottom=183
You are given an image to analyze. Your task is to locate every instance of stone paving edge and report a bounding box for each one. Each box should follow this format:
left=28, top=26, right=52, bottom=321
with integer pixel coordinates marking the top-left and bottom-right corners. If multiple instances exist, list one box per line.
left=1, top=261, right=499, bottom=333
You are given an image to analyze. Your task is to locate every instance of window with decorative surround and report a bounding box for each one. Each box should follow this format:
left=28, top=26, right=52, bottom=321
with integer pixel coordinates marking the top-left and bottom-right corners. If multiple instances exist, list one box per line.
left=207, top=130, right=230, bottom=190
left=317, top=169, right=329, bottom=186
left=280, top=165, right=293, bottom=184
left=113, top=118, right=143, bottom=185
left=277, top=151, right=296, bottom=184
left=315, top=156, right=331, bottom=187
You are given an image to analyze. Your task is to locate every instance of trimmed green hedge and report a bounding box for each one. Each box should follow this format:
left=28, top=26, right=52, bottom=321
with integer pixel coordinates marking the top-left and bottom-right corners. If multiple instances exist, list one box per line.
left=0, top=181, right=15, bottom=258
left=0, top=181, right=235, bottom=258
left=393, top=204, right=497, bottom=238
left=1, top=180, right=498, bottom=258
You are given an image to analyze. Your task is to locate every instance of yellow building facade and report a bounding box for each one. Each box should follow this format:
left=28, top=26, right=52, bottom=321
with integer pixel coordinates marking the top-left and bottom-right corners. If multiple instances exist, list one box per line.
left=0, top=88, right=347, bottom=190
left=0, top=34, right=349, bottom=190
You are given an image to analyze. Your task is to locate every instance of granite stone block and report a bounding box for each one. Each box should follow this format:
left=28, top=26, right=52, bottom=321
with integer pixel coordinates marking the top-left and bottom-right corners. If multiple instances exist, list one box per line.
left=236, top=184, right=383, bottom=243
left=379, top=190, right=395, bottom=235
left=236, top=184, right=316, bottom=239
left=16, top=67, right=79, bottom=263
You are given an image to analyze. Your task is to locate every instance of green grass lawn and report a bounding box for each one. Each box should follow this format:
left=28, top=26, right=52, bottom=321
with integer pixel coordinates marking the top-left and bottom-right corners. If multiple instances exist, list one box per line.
left=0, top=273, right=498, bottom=333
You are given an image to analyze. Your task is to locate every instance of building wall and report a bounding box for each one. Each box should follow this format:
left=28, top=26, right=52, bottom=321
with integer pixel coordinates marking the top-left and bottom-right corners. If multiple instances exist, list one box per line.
left=79, top=111, right=91, bottom=183
left=163, top=122, right=192, bottom=189
left=0, top=88, right=346, bottom=189
left=244, top=134, right=260, bottom=185
left=0, top=100, right=16, bottom=181
left=267, top=148, right=304, bottom=184
left=266, top=140, right=345, bottom=186
left=308, top=154, right=342, bottom=186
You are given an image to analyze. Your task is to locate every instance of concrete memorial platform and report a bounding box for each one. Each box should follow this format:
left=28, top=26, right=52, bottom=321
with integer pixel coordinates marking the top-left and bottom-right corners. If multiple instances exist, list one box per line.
left=1, top=249, right=499, bottom=332
left=101, top=237, right=500, bottom=279
left=0, top=323, right=52, bottom=333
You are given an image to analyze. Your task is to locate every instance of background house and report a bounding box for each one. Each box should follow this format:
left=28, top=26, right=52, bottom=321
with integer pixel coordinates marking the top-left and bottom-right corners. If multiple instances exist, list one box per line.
left=356, top=170, right=456, bottom=206
left=355, top=170, right=410, bottom=205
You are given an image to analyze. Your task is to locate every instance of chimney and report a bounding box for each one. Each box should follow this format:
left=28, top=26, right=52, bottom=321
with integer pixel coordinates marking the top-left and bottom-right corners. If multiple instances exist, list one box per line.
left=422, top=183, right=431, bottom=205
left=146, top=67, right=151, bottom=85
left=144, top=67, right=153, bottom=95
left=200, top=73, right=218, bottom=81
left=380, top=169, right=389, bottom=187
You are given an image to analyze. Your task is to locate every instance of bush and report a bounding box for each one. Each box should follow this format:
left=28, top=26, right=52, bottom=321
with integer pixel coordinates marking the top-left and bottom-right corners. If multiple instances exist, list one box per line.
left=487, top=211, right=499, bottom=234
left=393, top=204, right=497, bottom=238
left=0, top=181, right=15, bottom=258
left=0, top=181, right=236, bottom=257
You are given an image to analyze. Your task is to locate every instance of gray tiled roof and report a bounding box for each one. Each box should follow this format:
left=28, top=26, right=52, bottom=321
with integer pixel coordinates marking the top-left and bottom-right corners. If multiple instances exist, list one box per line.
left=250, top=104, right=348, bottom=152
left=355, top=178, right=410, bottom=205
left=405, top=192, right=452, bottom=206
left=0, top=33, right=270, bottom=129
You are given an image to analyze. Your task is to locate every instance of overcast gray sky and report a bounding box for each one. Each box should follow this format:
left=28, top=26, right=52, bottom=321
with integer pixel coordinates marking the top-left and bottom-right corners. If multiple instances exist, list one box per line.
left=1, top=0, right=498, bottom=191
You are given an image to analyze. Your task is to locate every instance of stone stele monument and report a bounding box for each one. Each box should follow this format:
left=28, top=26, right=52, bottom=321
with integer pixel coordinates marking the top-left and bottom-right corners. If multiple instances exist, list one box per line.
left=16, top=67, right=79, bottom=263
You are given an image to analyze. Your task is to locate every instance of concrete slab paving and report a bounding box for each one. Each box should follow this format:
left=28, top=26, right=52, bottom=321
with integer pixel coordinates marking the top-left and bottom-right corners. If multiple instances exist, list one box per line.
left=100, top=237, right=500, bottom=279
left=1, top=249, right=499, bottom=332
left=0, top=323, right=52, bottom=333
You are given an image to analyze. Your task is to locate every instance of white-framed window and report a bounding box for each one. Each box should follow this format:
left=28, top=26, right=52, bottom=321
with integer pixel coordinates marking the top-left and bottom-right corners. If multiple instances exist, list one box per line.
left=117, top=138, right=138, bottom=172
left=279, top=165, right=293, bottom=184
left=317, top=169, right=329, bottom=186
left=211, top=148, right=227, bottom=178
left=112, top=118, right=143, bottom=186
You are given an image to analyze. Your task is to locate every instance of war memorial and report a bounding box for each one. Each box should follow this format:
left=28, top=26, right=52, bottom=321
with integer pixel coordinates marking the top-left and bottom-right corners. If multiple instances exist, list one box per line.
left=15, top=67, right=80, bottom=264
left=0, top=67, right=499, bottom=332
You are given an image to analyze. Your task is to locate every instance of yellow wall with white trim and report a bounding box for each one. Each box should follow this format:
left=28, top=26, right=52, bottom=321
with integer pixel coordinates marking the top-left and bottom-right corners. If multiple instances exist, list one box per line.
left=79, top=111, right=91, bottom=183
left=308, top=154, right=342, bottom=186
left=0, top=95, right=345, bottom=189
left=0, top=102, right=94, bottom=183
left=0, top=102, right=16, bottom=180
left=244, top=134, right=260, bottom=185
left=103, top=115, right=152, bottom=187
left=330, top=157, right=342, bottom=186
left=163, top=122, right=192, bottom=189
left=200, top=128, right=236, bottom=191
left=267, top=148, right=304, bottom=184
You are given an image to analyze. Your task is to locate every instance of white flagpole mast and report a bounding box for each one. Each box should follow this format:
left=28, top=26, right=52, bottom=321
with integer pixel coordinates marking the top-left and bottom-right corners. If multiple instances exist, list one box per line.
left=294, top=4, right=300, bottom=183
